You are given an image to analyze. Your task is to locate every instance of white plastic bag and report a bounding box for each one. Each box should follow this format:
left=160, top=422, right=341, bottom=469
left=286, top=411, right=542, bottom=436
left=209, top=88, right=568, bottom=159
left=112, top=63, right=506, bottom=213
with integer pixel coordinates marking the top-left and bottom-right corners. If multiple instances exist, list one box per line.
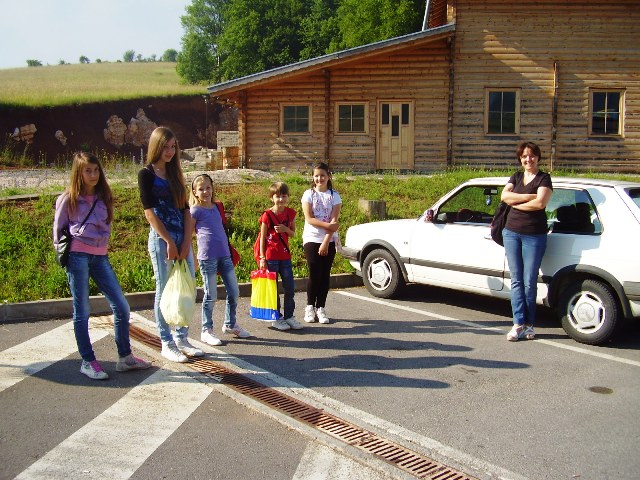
left=159, top=260, right=196, bottom=327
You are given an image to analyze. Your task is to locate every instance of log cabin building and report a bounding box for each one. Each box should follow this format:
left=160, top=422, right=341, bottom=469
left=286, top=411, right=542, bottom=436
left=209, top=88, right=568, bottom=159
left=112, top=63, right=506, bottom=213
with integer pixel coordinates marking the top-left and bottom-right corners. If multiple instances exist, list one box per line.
left=206, top=0, right=640, bottom=173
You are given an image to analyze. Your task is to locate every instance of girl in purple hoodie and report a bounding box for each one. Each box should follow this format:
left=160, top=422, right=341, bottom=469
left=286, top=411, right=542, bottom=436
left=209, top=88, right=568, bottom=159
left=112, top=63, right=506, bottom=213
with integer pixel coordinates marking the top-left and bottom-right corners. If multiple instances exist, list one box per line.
left=53, top=152, right=151, bottom=380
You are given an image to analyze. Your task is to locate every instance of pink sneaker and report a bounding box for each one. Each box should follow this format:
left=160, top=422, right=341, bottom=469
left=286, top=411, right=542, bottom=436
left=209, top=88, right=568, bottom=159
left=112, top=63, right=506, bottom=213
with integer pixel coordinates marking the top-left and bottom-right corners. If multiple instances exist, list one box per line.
left=116, top=354, right=152, bottom=372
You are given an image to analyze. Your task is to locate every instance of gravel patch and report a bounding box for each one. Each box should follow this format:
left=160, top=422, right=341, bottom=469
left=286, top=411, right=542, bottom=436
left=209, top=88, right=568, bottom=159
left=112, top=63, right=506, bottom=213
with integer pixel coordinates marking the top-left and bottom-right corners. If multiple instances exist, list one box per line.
left=0, top=168, right=275, bottom=191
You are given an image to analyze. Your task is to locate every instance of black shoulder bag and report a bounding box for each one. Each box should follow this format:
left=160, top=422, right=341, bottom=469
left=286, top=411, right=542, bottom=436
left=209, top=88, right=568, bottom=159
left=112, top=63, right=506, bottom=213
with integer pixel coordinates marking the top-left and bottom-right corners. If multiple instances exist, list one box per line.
left=490, top=172, right=523, bottom=247
left=56, top=198, right=98, bottom=268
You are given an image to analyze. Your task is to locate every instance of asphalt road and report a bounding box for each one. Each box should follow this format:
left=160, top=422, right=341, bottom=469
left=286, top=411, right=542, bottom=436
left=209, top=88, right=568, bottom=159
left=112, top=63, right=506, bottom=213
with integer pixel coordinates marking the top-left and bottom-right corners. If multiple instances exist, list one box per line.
left=1, top=284, right=639, bottom=480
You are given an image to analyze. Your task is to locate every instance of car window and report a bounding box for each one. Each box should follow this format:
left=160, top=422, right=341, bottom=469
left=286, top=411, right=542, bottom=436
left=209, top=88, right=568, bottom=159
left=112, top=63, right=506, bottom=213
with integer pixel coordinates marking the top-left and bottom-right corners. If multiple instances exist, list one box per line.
left=626, top=188, right=640, bottom=209
left=435, top=186, right=499, bottom=224
left=547, top=188, right=601, bottom=235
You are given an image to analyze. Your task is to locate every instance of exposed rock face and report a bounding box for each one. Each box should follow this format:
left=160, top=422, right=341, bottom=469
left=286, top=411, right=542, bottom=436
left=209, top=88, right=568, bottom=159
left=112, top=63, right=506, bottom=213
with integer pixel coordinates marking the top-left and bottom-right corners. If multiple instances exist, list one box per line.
left=103, top=115, right=127, bottom=147
left=0, top=97, right=238, bottom=161
left=54, top=130, right=67, bottom=146
left=11, top=124, right=37, bottom=143
left=124, top=108, right=158, bottom=147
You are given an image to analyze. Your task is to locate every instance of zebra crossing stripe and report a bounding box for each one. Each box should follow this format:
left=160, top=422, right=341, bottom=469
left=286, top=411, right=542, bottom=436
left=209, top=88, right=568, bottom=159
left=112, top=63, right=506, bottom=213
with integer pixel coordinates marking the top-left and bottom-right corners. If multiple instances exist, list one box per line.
left=0, top=320, right=109, bottom=393
left=15, top=368, right=211, bottom=480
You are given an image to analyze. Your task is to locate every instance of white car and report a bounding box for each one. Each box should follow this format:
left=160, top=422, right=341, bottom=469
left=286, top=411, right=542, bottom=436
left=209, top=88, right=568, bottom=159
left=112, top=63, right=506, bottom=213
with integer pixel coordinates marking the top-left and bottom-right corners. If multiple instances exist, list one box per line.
left=341, top=177, right=640, bottom=345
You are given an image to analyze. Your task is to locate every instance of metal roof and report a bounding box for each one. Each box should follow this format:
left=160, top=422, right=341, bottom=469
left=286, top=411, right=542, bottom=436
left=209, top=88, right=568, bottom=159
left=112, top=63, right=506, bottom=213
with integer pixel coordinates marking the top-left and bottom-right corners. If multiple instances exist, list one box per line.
left=206, top=24, right=456, bottom=96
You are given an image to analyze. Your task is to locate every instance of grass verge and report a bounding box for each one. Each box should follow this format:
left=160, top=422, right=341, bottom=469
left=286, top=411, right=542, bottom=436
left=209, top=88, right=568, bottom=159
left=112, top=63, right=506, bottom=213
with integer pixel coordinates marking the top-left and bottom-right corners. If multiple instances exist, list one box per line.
left=1, top=167, right=638, bottom=303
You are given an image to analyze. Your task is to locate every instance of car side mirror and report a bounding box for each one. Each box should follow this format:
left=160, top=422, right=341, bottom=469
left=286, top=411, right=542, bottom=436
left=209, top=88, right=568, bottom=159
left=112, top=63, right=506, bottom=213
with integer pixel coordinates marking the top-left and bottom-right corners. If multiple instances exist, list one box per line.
left=424, top=209, right=434, bottom=222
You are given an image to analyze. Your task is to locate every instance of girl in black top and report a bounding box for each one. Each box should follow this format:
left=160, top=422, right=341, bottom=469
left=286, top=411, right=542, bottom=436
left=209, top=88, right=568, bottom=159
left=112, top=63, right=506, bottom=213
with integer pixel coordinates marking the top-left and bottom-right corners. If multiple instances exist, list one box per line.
left=138, top=126, right=203, bottom=362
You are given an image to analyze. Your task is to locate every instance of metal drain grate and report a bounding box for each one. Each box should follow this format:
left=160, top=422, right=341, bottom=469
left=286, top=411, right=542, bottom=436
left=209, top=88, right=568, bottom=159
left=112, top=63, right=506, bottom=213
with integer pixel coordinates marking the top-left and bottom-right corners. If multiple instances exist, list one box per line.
left=130, top=324, right=477, bottom=480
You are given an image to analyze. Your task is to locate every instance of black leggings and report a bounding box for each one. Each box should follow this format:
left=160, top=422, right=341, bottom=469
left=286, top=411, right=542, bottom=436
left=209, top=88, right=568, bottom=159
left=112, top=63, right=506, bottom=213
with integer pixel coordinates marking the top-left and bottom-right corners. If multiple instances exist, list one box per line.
left=303, top=242, right=336, bottom=308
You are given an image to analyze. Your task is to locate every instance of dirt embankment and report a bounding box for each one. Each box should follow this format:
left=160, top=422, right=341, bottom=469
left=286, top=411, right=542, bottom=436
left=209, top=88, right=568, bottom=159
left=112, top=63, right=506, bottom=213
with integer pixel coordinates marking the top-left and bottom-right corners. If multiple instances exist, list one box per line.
left=1, top=96, right=238, bottom=163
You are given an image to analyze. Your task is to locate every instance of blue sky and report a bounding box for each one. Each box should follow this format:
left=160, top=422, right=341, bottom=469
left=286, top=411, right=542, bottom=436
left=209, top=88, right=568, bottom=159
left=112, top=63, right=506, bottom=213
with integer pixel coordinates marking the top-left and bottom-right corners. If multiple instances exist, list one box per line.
left=0, top=0, right=192, bottom=69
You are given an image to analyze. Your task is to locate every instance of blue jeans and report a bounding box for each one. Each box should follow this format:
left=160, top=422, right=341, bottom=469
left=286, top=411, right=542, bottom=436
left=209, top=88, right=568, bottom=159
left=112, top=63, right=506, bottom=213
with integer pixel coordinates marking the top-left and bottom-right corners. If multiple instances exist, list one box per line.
left=266, top=259, right=295, bottom=319
left=503, top=228, right=547, bottom=326
left=199, top=256, right=239, bottom=330
left=66, top=252, right=131, bottom=362
left=148, top=229, right=195, bottom=343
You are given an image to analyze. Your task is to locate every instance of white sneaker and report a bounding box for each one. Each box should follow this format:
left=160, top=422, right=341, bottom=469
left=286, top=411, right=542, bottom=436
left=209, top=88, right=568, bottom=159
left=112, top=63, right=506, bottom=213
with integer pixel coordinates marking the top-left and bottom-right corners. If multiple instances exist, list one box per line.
left=284, top=317, right=304, bottom=330
left=161, top=341, right=188, bottom=363
left=316, top=307, right=330, bottom=324
left=304, top=305, right=317, bottom=323
left=80, top=360, right=109, bottom=380
left=201, top=329, right=223, bottom=346
left=271, top=318, right=291, bottom=331
left=222, top=324, right=251, bottom=338
left=175, top=337, right=204, bottom=357
left=507, top=324, right=524, bottom=342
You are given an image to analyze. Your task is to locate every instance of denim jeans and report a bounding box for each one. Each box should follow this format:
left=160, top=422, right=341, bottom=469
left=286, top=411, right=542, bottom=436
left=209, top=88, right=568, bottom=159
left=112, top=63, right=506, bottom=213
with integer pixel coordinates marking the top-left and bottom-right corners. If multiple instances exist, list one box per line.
left=199, top=256, right=239, bottom=330
left=66, top=252, right=131, bottom=362
left=148, top=229, right=195, bottom=343
left=503, top=228, right=547, bottom=326
left=266, top=259, right=295, bottom=319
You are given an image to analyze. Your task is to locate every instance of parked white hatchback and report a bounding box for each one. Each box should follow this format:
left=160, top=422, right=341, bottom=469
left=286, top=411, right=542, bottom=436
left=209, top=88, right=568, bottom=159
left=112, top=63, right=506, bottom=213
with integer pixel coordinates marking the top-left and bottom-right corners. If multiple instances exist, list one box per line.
left=341, top=177, right=640, bottom=345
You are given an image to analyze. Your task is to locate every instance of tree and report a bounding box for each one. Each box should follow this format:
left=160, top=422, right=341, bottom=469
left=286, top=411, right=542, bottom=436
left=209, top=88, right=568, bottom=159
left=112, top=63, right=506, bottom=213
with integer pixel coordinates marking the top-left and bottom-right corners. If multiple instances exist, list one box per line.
left=335, top=0, right=424, bottom=49
left=177, top=0, right=229, bottom=83
left=162, top=49, right=178, bottom=62
left=79, top=55, right=90, bottom=64
left=176, top=0, right=424, bottom=84
left=123, top=50, right=135, bottom=62
left=26, top=59, right=43, bottom=67
left=215, top=0, right=309, bottom=81
left=299, top=0, right=340, bottom=60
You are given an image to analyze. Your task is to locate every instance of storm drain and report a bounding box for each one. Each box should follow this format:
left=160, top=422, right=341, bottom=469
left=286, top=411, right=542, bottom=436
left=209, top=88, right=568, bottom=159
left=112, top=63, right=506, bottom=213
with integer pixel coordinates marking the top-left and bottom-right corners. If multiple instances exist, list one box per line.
left=130, top=324, right=478, bottom=480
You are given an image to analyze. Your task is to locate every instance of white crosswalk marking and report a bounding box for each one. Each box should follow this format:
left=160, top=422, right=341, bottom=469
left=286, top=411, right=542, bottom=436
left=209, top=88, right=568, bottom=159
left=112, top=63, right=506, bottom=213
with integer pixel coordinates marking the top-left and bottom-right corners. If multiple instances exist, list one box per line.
left=293, top=443, right=393, bottom=480
left=14, top=368, right=211, bottom=480
left=0, top=320, right=109, bottom=393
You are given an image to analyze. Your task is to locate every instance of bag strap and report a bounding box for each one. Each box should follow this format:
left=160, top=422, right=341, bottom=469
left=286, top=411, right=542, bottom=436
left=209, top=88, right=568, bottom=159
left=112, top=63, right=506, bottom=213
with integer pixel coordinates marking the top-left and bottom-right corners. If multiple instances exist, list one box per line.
left=215, top=201, right=235, bottom=252
left=265, top=209, right=289, bottom=252
left=70, top=197, right=98, bottom=237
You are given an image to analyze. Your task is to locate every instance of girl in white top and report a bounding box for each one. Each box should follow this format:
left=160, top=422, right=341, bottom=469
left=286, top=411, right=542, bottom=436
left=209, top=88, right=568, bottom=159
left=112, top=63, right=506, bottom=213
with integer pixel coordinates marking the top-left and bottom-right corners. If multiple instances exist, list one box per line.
left=301, top=162, right=342, bottom=324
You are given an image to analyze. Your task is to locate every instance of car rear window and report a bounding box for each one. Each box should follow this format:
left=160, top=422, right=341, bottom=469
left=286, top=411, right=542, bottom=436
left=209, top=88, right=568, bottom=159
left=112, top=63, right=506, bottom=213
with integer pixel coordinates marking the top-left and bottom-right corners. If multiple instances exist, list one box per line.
left=547, top=189, right=601, bottom=235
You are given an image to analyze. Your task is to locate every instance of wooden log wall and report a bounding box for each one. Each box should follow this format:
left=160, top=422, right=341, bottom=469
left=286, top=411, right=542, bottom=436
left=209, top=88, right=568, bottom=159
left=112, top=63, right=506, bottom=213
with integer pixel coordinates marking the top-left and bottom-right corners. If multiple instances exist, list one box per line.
left=239, top=40, right=451, bottom=172
left=452, top=0, right=640, bottom=172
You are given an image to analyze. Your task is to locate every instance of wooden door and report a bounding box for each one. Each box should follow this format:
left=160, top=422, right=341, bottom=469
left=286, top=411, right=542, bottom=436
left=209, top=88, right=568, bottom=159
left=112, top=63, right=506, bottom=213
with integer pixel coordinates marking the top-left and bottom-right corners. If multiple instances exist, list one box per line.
left=377, top=101, right=414, bottom=170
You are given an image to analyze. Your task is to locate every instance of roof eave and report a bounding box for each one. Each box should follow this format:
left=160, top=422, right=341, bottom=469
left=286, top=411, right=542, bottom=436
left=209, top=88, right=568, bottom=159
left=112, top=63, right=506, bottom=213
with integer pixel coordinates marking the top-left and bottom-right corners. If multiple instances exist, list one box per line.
left=206, top=24, right=456, bottom=96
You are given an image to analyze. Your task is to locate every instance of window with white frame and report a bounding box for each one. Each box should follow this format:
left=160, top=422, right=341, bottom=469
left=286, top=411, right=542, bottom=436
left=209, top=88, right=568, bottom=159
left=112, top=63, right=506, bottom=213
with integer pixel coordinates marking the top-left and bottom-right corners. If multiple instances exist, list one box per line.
left=485, top=89, right=520, bottom=135
left=336, top=103, right=368, bottom=134
left=590, top=89, right=624, bottom=136
left=281, top=104, right=311, bottom=134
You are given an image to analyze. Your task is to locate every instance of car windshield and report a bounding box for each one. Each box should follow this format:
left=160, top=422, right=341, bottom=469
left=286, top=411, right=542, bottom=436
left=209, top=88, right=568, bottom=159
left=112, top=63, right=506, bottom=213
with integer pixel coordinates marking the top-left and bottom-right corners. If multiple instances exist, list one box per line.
left=435, top=185, right=499, bottom=224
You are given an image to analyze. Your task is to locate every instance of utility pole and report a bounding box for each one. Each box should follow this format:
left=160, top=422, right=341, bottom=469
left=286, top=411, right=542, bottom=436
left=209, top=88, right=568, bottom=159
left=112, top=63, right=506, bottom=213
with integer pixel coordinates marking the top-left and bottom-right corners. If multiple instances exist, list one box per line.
left=202, top=94, right=209, bottom=149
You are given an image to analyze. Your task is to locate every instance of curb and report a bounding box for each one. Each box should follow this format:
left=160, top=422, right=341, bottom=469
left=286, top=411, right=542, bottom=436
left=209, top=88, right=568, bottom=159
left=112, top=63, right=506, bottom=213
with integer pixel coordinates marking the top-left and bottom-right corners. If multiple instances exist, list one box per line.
left=0, top=273, right=363, bottom=324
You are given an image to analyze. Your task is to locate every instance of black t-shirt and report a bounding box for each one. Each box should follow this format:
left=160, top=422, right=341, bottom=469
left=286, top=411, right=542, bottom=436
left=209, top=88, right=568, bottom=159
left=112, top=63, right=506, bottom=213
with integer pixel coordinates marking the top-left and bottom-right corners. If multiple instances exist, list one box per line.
left=504, top=171, right=553, bottom=234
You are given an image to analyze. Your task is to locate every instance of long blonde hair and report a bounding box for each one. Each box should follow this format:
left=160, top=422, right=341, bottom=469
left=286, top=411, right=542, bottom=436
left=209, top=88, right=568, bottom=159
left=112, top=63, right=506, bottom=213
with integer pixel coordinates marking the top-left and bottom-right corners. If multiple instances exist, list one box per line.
left=67, top=151, right=113, bottom=223
left=146, top=126, right=187, bottom=208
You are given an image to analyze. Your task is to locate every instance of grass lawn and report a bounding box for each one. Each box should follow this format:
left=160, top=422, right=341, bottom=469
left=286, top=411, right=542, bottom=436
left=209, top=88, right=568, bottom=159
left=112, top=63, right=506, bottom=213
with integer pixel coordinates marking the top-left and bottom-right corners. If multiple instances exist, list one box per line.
left=0, top=62, right=205, bottom=108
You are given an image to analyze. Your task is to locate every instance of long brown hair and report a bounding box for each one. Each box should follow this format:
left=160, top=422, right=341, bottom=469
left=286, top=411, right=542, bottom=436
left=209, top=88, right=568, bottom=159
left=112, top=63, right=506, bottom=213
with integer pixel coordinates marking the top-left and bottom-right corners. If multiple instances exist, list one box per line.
left=146, top=126, right=187, bottom=208
left=67, top=151, right=113, bottom=223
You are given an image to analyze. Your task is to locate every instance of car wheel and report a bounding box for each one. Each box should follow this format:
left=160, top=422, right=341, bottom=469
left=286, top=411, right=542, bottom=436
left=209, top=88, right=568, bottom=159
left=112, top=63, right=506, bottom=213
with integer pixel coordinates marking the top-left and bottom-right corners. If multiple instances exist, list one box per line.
left=558, top=279, right=619, bottom=345
left=362, top=248, right=405, bottom=298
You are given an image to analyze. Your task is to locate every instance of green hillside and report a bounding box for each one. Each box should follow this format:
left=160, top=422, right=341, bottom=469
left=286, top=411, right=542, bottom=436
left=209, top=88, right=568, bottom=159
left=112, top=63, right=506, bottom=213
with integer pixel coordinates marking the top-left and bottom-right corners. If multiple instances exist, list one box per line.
left=0, top=62, right=205, bottom=108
